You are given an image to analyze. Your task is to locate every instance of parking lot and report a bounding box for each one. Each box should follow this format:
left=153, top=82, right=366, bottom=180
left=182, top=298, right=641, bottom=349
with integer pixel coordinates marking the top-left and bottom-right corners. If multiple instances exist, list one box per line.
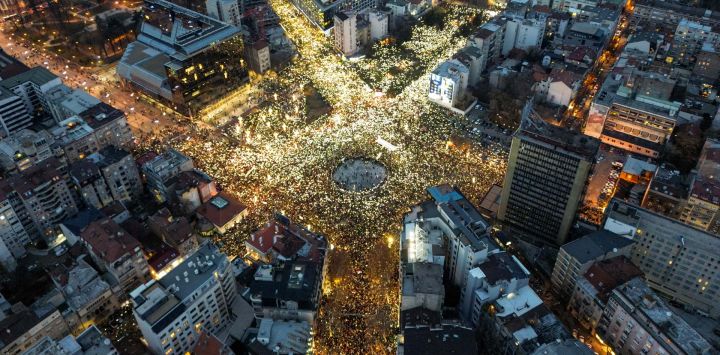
left=584, top=144, right=629, bottom=208
left=455, top=105, right=513, bottom=148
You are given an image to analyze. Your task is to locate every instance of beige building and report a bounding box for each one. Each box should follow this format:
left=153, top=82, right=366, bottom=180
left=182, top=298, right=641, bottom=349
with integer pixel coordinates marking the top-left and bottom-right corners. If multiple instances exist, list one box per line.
left=680, top=139, right=720, bottom=234
left=550, top=230, right=634, bottom=300
left=80, top=218, right=149, bottom=292
left=604, top=199, right=720, bottom=318
left=0, top=307, right=70, bottom=355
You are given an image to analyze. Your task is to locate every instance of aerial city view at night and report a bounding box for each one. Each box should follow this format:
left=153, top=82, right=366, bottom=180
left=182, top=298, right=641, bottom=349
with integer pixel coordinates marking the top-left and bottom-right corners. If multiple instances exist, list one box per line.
left=0, top=0, right=720, bottom=353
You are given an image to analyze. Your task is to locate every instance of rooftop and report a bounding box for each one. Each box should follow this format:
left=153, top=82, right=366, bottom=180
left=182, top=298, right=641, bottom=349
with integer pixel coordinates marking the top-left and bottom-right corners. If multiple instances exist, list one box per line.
left=560, top=230, right=634, bottom=264
left=75, top=325, right=118, bottom=355
left=196, top=193, right=247, bottom=228
left=478, top=252, right=530, bottom=285
left=249, top=260, right=321, bottom=310
left=615, top=278, right=713, bottom=354
left=403, top=262, right=444, bottom=296
left=247, top=214, right=327, bottom=263
left=0, top=66, right=58, bottom=90
left=582, top=256, right=643, bottom=303
left=81, top=217, right=141, bottom=264
left=52, top=259, right=111, bottom=311
left=402, top=323, right=478, bottom=355
left=157, top=242, right=228, bottom=301
left=495, top=285, right=544, bottom=319
left=518, top=100, right=600, bottom=159
left=427, top=184, right=496, bottom=253
left=254, top=318, right=311, bottom=354
left=530, top=339, right=594, bottom=355
left=138, top=0, right=241, bottom=58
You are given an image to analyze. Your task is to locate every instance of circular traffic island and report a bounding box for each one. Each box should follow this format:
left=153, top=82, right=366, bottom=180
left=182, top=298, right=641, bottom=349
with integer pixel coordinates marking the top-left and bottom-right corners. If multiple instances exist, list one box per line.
left=332, top=158, right=388, bottom=193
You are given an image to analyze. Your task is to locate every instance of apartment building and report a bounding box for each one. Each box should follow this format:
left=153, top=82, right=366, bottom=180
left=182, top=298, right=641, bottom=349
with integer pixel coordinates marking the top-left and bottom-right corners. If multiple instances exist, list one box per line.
left=80, top=218, right=149, bottom=292
left=334, top=11, right=358, bottom=57
left=603, top=199, right=720, bottom=318
left=141, top=149, right=194, bottom=203
left=130, top=243, right=237, bottom=355
left=550, top=230, right=634, bottom=300
left=597, top=278, right=712, bottom=354
left=673, top=19, right=720, bottom=65
left=680, top=139, right=720, bottom=234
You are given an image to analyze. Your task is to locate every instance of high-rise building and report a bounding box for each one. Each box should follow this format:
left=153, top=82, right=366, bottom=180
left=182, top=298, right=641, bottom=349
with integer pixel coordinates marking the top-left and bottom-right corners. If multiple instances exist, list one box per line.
left=498, top=102, right=599, bottom=247
left=130, top=243, right=237, bottom=355
left=0, top=129, right=57, bottom=172
left=603, top=199, right=720, bottom=318
left=334, top=11, right=358, bottom=57
left=290, top=0, right=376, bottom=30
left=118, top=0, right=248, bottom=115
left=680, top=139, right=720, bottom=234
left=673, top=19, right=720, bottom=65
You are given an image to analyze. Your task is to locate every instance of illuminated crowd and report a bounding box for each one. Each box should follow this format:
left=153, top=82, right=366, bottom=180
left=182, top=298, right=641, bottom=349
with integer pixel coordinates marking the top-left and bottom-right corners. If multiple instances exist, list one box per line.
left=127, top=2, right=506, bottom=354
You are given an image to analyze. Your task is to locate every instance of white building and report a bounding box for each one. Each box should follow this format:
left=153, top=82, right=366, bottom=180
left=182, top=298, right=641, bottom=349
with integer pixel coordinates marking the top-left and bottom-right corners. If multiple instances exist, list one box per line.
left=0, top=196, right=31, bottom=271
left=130, top=243, right=237, bottom=355
left=503, top=17, right=545, bottom=55
left=460, top=252, right=530, bottom=326
left=368, top=10, right=388, bottom=41
left=0, top=129, right=55, bottom=173
left=205, top=0, right=241, bottom=27
left=673, top=18, right=720, bottom=64
left=334, top=11, right=358, bottom=56
left=428, top=59, right=469, bottom=109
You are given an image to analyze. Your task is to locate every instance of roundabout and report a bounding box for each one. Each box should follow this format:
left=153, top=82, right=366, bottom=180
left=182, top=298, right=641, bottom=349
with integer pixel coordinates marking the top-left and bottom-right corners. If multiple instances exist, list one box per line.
left=332, top=157, right=388, bottom=192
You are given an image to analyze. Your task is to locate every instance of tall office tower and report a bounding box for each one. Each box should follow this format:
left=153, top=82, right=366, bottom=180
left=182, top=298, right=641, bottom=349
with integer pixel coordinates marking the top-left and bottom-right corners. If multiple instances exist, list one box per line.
left=130, top=243, right=237, bottom=355
left=498, top=102, right=599, bottom=247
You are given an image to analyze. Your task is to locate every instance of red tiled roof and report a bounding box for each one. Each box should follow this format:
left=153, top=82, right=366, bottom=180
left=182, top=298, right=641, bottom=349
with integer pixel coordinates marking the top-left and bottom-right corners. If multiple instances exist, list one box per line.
left=135, top=151, right=158, bottom=167
left=196, top=192, right=247, bottom=228
left=567, top=46, right=597, bottom=63
left=193, top=331, right=225, bottom=355
left=584, top=256, right=643, bottom=302
left=247, top=216, right=327, bottom=263
left=81, top=217, right=141, bottom=264
left=550, top=68, right=581, bottom=87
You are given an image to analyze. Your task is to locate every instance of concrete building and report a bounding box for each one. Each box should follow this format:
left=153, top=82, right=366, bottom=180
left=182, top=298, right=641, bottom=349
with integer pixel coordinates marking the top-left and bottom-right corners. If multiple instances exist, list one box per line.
left=530, top=339, right=594, bottom=355
left=452, top=46, right=485, bottom=88
left=463, top=251, right=530, bottom=327
left=245, top=40, right=271, bottom=74
left=503, top=17, right=545, bottom=55
left=587, top=71, right=680, bottom=158
left=673, top=19, right=720, bottom=65
left=550, top=230, right=635, bottom=300
left=467, top=18, right=506, bottom=74
left=87, top=146, right=143, bottom=203
left=0, top=129, right=57, bottom=172
left=148, top=208, right=199, bottom=256
left=498, top=101, right=599, bottom=247
left=118, top=0, right=247, bottom=115
left=401, top=262, right=444, bottom=313
left=0, top=193, right=31, bottom=271
left=0, top=307, right=70, bottom=355
left=141, top=148, right=194, bottom=203
left=603, top=199, right=720, bottom=318
left=246, top=318, right=311, bottom=354
left=0, top=157, right=78, bottom=238
left=428, top=59, right=470, bottom=109
left=49, top=259, right=120, bottom=333
left=567, top=256, right=643, bottom=332
left=334, top=11, right=358, bottom=57
left=244, top=213, right=328, bottom=265
left=679, top=139, right=720, bottom=234
left=22, top=325, right=119, bottom=355
left=0, top=67, right=63, bottom=136
left=248, top=260, right=324, bottom=324
left=596, top=278, right=713, bottom=354
left=196, top=193, right=248, bottom=235
left=289, top=0, right=376, bottom=30
left=130, top=243, right=237, bottom=355
left=167, top=169, right=218, bottom=214
left=80, top=218, right=149, bottom=292
left=70, top=160, right=114, bottom=209
left=368, top=10, right=388, bottom=40
left=402, top=185, right=496, bottom=289
left=50, top=104, right=133, bottom=163
left=205, top=0, right=241, bottom=26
